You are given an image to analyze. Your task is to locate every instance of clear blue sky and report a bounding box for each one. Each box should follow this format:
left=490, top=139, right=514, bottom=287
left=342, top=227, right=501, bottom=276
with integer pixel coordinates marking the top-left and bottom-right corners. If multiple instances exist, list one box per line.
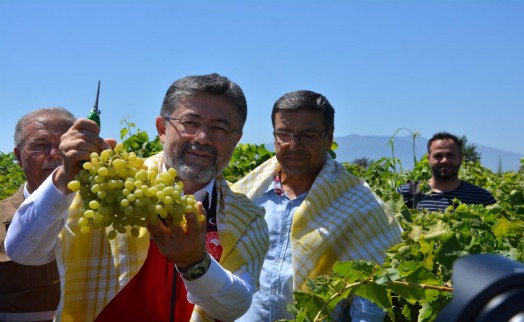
left=2, top=0, right=523, bottom=156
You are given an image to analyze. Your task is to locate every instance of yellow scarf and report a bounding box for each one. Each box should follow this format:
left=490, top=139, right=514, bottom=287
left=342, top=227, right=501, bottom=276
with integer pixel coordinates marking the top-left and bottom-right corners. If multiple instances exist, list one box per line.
left=56, top=152, right=269, bottom=321
left=233, top=154, right=402, bottom=291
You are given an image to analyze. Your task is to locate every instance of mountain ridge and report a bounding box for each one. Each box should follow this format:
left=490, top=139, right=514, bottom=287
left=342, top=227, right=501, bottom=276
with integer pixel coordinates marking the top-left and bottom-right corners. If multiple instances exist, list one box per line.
left=334, top=134, right=523, bottom=172
left=265, top=134, right=523, bottom=172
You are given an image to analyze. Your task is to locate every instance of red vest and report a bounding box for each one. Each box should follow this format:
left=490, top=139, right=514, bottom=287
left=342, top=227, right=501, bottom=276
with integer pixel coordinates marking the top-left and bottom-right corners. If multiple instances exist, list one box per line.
left=95, top=242, right=193, bottom=322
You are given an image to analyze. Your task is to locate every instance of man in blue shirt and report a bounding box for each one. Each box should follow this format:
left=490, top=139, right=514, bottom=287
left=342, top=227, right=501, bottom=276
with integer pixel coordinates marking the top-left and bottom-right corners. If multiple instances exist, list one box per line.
left=397, top=132, right=496, bottom=211
left=234, top=90, right=402, bottom=322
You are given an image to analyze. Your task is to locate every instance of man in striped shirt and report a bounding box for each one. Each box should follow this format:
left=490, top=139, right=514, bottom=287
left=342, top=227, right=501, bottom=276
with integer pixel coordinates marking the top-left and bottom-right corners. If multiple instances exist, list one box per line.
left=397, top=132, right=496, bottom=212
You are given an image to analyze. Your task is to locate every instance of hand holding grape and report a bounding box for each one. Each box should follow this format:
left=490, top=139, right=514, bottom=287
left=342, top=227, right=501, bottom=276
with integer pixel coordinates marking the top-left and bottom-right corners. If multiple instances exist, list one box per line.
left=148, top=201, right=207, bottom=267
left=53, top=118, right=114, bottom=194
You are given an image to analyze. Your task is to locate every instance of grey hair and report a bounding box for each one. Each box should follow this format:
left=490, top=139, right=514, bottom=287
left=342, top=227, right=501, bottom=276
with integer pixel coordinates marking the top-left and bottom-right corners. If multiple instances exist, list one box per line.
left=14, top=107, right=76, bottom=147
left=160, top=73, right=247, bottom=131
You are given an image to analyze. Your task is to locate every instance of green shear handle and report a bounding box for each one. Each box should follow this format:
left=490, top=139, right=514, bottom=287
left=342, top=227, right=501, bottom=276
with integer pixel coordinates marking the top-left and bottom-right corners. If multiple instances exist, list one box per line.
left=87, top=80, right=101, bottom=127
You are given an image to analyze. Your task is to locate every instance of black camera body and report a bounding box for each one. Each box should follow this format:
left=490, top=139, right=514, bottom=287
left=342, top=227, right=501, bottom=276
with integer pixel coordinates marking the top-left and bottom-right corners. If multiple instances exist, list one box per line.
left=436, top=254, right=524, bottom=322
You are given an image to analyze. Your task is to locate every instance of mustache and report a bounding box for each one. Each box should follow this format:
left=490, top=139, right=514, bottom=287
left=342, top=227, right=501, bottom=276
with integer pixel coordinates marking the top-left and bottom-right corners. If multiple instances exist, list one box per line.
left=42, top=159, right=62, bottom=170
left=284, top=150, right=309, bottom=157
left=182, top=143, right=217, bottom=158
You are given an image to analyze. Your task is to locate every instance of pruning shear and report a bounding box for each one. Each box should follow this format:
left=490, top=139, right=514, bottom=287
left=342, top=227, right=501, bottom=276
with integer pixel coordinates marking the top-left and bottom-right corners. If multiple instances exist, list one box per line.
left=87, top=80, right=102, bottom=127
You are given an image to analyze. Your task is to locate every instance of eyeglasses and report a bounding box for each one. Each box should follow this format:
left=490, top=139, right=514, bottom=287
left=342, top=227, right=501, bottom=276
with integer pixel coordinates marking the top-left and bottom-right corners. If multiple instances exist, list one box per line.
left=21, top=142, right=60, bottom=154
left=273, top=130, right=328, bottom=145
left=164, top=116, right=241, bottom=140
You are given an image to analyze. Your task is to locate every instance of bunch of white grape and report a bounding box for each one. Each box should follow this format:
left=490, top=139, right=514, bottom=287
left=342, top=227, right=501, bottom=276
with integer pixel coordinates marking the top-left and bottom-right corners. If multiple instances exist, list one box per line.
left=67, top=143, right=200, bottom=239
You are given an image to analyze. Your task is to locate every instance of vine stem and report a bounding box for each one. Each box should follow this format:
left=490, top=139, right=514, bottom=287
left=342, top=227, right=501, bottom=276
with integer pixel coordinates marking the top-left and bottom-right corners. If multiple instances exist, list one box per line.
left=389, top=280, right=454, bottom=292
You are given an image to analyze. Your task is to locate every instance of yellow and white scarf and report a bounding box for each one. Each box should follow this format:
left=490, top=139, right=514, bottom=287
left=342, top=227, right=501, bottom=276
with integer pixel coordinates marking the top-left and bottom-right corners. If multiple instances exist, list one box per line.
left=233, top=154, right=402, bottom=291
left=55, top=151, right=269, bottom=321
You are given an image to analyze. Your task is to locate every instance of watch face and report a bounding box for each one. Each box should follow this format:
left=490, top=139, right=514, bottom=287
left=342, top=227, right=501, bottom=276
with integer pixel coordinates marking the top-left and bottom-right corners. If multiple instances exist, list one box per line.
left=182, top=253, right=211, bottom=281
left=188, top=265, right=207, bottom=280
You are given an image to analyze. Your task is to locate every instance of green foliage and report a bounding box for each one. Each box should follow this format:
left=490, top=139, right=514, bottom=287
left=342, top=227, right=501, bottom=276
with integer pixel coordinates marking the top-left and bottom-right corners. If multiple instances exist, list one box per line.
left=460, top=135, right=481, bottom=163
left=0, top=152, right=26, bottom=200
left=344, top=157, right=405, bottom=203
left=350, top=157, right=374, bottom=169
left=328, top=141, right=338, bottom=160
left=285, top=158, right=524, bottom=322
left=223, top=143, right=274, bottom=182
left=120, top=119, right=162, bottom=158
left=388, top=128, right=420, bottom=170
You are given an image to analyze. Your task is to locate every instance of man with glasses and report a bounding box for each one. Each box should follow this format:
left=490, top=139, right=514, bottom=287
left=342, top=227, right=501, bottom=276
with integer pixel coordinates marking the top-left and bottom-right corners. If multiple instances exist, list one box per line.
left=6, top=74, right=269, bottom=321
left=234, top=90, right=402, bottom=321
left=1, top=107, right=75, bottom=322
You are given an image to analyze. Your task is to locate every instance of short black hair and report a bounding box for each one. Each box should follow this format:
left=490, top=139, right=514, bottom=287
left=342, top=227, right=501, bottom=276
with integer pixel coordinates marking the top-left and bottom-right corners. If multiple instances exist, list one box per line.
left=271, top=90, right=335, bottom=131
left=427, top=132, right=463, bottom=155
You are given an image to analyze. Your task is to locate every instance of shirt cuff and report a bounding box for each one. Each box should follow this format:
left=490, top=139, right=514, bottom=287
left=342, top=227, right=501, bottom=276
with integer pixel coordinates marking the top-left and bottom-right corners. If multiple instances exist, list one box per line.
left=28, top=169, right=75, bottom=214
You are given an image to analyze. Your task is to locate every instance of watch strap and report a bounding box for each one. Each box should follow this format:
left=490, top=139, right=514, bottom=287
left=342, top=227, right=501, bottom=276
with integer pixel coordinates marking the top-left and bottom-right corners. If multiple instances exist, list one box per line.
left=176, top=252, right=212, bottom=281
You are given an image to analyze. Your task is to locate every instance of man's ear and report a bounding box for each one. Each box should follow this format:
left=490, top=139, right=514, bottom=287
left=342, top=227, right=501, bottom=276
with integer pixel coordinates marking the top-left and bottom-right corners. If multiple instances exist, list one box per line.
left=156, top=116, right=167, bottom=143
left=14, top=146, right=22, bottom=166
left=232, top=131, right=243, bottom=146
left=328, top=128, right=334, bottom=143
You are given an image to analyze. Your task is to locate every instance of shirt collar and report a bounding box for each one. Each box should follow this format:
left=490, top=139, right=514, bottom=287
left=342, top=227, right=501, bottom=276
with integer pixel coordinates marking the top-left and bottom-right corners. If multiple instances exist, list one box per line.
left=264, top=173, right=284, bottom=196
left=193, top=179, right=215, bottom=203
left=23, top=182, right=30, bottom=198
left=265, top=173, right=309, bottom=200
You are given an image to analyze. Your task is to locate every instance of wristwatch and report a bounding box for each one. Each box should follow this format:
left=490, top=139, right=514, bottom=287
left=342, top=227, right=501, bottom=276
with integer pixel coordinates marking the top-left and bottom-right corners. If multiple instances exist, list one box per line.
left=176, top=252, right=212, bottom=281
